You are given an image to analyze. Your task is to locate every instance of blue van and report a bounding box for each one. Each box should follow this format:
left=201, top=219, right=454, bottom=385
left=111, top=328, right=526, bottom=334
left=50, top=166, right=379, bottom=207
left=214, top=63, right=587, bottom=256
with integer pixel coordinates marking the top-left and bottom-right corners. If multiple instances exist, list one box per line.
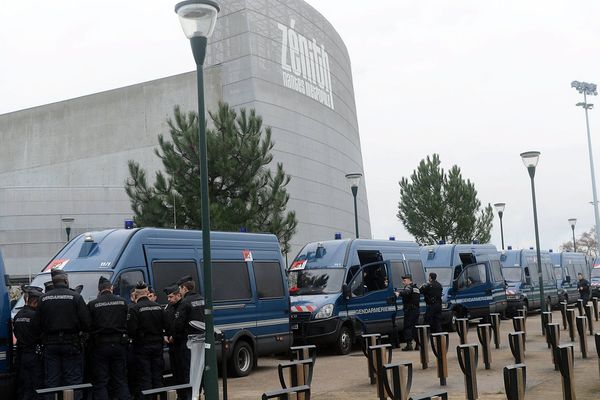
left=288, top=239, right=426, bottom=354
left=422, top=244, right=507, bottom=323
left=0, top=249, right=15, bottom=396
left=551, top=252, right=590, bottom=304
left=12, top=228, right=290, bottom=377
left=500, top=249, right=559, bottom=314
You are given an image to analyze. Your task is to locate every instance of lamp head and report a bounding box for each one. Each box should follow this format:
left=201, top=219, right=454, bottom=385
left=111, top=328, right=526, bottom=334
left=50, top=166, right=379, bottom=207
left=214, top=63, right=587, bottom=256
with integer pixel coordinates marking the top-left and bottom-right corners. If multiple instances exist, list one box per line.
left=345, top=173, right=363, bottom=188
left=61, top=217, right=75, bottom=229
left=493, top=202, right=506, bottom=214
left=175, top=0, right=220, bottom=39
left=568, top=218, right=577, bottom=228
left=571, top=80, right=598, bottom=96
left=520, top=151, right=540, bottom=169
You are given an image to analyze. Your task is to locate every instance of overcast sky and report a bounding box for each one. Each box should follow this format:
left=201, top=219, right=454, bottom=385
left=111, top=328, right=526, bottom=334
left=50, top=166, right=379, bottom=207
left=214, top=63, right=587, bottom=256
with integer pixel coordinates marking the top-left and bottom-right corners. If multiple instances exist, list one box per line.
left=2, top=1, right=600, bottom=251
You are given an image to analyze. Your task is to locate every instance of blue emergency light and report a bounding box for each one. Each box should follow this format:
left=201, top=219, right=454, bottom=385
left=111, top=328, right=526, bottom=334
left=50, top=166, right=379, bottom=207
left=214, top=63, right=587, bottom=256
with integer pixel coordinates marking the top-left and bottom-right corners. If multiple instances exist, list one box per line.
left=334, top=232, right=342, bottom=240
left=124, top=219, right=134, bottom=229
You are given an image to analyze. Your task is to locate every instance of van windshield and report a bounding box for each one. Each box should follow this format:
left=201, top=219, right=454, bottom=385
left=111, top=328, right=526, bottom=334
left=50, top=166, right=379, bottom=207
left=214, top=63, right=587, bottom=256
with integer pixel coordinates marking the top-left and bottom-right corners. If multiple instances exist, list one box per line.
left=292, top=241, right=348, bottom=269
left=12, top=271, right=113, bottom=312
left=503, top=267, right=523, bottom=283
left=288, top=268, right=345, bottom=295
left=592, top=268, right=600, bottom=278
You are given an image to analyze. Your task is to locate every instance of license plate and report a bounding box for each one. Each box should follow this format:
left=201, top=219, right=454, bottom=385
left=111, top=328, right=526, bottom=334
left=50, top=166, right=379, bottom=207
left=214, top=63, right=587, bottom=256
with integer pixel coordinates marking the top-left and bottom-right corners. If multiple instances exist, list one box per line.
left=291, top=324, right=299, bottom=330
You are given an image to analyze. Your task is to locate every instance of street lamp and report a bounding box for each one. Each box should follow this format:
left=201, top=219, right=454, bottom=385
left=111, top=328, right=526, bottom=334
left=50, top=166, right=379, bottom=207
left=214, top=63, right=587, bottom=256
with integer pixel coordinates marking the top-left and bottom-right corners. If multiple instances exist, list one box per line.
left=571, top=80, right=600, bottom=257
left=61, top=217, right=75, bottom=242
left=345, top=173, right=363, bottom=238
left=493, top=202, right=506, bottom=250
left=520, top=151, right=547, bottom=317
left=175, top=1, right=220, bottom=398
left=568, top=218, right=577, bottom=252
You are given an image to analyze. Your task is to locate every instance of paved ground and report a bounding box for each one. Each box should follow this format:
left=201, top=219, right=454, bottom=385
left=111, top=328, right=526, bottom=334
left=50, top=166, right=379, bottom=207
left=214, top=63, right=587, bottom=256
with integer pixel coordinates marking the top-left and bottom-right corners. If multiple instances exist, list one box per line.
left=221, top=310, right=600, bottom=399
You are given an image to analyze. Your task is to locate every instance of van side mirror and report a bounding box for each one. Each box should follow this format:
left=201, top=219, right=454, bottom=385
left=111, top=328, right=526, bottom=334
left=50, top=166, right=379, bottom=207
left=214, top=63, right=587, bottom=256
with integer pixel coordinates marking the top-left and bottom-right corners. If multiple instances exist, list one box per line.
left=342, top=284, right=351, bottom=300
left=452, top=279, right=459, bottom=291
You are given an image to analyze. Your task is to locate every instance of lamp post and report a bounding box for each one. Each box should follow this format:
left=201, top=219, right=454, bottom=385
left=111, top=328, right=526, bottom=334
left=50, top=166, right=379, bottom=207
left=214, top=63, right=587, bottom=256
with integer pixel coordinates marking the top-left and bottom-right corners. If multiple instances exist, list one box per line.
left=175, top=1, right=220, bottom=398
left=61, top=217, right=75, bottom=242
left=571, top=80, right=600, bottom=257
left=568, top=218, right=577, bottom=252
left=520, top=151, right=547, bottom=317
left=493, top=203, right=506, bottom=250
left=345, top=173, right=363, bottom=238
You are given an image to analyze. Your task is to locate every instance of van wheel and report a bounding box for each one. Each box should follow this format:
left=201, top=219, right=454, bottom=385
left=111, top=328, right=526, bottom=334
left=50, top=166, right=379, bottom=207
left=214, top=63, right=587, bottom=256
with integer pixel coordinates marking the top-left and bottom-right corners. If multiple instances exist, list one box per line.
left=230, top=341, right=254, bottom=377
left=336, top=326, right=352, bottom=355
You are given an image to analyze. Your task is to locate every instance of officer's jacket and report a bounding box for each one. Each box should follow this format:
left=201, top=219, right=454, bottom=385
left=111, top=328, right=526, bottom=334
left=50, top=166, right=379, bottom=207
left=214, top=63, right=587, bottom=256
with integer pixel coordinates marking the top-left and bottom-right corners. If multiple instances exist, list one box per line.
left=397, top=283, right=420, bottom=310
left=35, top=283, right=91, bottom=336
left=173, top=292, right=205, bottom=336
left=13, top=305, right=40, bottom=349
left=421, top=281, right=443, bottom=305
left=164, top=300, right=181, bottom=338
left=127, top=297, right=166, bottom=343
left=88, top=291, right=128, bottom=338
left=577, top=279, right=590, bottom=296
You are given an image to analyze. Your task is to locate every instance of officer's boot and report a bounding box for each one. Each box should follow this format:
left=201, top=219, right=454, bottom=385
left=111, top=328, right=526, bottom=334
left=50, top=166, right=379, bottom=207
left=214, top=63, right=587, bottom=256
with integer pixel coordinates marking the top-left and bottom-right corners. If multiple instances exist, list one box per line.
left=402, top=340, right=413, bottom=351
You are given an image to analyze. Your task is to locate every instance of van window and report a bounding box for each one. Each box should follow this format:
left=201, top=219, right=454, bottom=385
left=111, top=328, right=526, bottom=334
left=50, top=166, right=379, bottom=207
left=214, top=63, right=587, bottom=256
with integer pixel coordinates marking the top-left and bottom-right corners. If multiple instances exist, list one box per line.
left=391, top=261, right=405, bottom=289
left=567, top=264, right=577, bottom=280
left=457, top=264, right=486, bottom=289
left=152, top=260, right=199, bottom=304
left=114, top=270, right=144, bottom=302
left=491, top=261, right=504, bottom=282
left=408, top=260, right=426, bottom=285
left=213, top=261, right=252, bottom=302
left=351, top=263, right=388, bottom=295
left=253, top=262, right=284, bottom=299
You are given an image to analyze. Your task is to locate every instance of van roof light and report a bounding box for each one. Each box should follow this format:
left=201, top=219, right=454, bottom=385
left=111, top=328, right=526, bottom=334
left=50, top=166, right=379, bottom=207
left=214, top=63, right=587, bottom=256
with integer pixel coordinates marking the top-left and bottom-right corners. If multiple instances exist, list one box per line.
left=84, top=233, right=93, bottom=242
left=507, top=245, right=512, bottom=250
left=438, top=240, right=445, bottom=245
left=389, top=236, right=395, bottom=241
left=334, top=232, right=342, bottom=240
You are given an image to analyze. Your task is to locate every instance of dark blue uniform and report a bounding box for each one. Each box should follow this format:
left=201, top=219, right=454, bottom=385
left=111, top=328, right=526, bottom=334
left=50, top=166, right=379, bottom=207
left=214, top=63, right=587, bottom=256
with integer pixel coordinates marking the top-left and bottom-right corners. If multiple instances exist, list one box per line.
left=88, top=291, right=129, bottom=400
left=173, top=291, right=205, bottom=388
left=578, top=277, right=591, bottom=305
left=13, top=304, right=42, bottom=400
left=421, top=280, right=443, bottom=333
left=397, top=283, right=420, bottom=346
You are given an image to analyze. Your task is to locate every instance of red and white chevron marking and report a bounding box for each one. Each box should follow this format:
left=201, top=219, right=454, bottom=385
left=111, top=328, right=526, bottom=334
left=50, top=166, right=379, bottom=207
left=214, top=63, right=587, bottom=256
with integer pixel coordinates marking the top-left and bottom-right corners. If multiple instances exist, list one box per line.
left=291, top=305, right=315, bottom=312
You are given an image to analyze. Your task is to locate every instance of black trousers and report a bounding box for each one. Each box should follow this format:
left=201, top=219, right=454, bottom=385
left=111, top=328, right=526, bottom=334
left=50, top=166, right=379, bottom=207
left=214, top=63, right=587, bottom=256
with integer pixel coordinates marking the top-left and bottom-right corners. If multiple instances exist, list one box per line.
left=581, top=294, right=590, bottom=306
left=93, top=342, right=130, bottom=400
left=17, top=349, right=42, bottom=400
left=403, top=308, right=419, bottom=342
left=425, top=303, right=443, bottom=333
left=44, top=343, right=83, bottom=400
left=135, top=342, right=164, bottom=393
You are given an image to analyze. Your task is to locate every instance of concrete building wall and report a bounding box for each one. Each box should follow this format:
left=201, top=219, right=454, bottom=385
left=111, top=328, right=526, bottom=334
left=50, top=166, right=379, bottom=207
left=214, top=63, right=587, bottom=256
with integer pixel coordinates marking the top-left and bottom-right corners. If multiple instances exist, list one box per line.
left=0, top=0, right=371, bottom=276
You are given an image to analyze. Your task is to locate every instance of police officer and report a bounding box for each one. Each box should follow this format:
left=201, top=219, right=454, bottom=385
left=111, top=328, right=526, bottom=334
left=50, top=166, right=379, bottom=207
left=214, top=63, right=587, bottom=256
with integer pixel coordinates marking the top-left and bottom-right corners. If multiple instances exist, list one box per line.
left=35, top=269, right=91, bottom=397
left=395, top=275, right=420, bottom=351
left=164, top=284, right=185, bottom=395
left=13, top=287, right=43, bottom=400
left=173, top=275, right=205, bottom=398
left=421, top=272, right=443, bottom=333
left=127, top=281, right=167, bottom=397
left=577, top=272, right=591, bottom=305
left=88, top=276, right=129, bottom=400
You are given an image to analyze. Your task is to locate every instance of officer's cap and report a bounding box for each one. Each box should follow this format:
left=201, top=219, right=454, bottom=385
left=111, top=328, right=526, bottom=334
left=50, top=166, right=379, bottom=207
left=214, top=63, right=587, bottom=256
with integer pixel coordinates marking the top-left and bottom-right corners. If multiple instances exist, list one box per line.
left=164, top=285, right=179, bottom=295
left=50, top=268, right=67, bottom=278
left=177, top=275, right=193, bottom=286
left=98, top=276, right=111, bottom=290
left=135, top=281, right=148, bottom=290
left=44, top=281, right=54, bottom=292
left=27, top=289, right=43, bottom=299
left=401, top=274, right=412, bottom=280
left=23, top=285, right=44, bottom=294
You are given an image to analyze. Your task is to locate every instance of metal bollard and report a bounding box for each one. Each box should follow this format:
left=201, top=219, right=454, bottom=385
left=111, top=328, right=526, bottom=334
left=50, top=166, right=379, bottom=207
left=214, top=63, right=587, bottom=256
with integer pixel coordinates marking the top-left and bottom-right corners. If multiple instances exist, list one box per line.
left=430, top=332, right=449, bottom=386
left=408, top=392, right=448, bottom=400
left=489, top=313, right=501, bottom=349
left=595, top=332, right=600, bottom=380
left=455, top=318, right=469, bottom=345
left=512, top=317, right=526, bottom=349
left=457, top=344, right=479, bottom=400
left=362, top=333, right=382, bottom=384
left=541, top=311, right=552, bottom=338
left=415, top=325, right=431, bottom=369
left=369, top=344, right=393, bottom=400
left=503, top=364, right=526, bottom=400
left=593, top=297, right=599, bottom=321
left=476, top=324, right=492, bottom=370
left=547, top=322, right=561, bottom=371
left=508, top=332, right=525, bottom=364
left=382, top=361, right=413, bottom=400
left=566, top=308, right=576, bottom=342
left=556, top=344, right=576, bottom=400
left=517, top=308, right=527, bottom=320
left=290, top=345, right=316, bottom=400
left=585, top=304, right=594, bottom=335
left=560, top=301, right=568, bottom=330
left=575, top=316, right=588, bottom=358
left=577, top=299, right=584, bottom=316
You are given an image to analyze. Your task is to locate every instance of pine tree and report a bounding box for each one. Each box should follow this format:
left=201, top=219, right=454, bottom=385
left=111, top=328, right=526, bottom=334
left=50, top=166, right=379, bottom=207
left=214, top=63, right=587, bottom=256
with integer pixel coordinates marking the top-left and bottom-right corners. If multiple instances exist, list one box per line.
left=125, top=102, right=298, bottom=253
left=397, top=154, right=493, bottom=244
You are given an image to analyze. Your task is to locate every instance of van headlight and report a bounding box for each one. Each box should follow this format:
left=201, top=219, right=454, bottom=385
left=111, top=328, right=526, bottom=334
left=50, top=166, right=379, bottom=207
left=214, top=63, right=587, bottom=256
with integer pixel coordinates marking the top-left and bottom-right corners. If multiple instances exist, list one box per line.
left=314, top=304, right=334, bottom=319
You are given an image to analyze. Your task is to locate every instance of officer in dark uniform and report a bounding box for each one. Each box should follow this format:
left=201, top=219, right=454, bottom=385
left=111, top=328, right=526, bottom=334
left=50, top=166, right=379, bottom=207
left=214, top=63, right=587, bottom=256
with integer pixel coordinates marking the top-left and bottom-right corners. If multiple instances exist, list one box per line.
left=35, top=269, right=91, bottom=397
left=13, top=287, right=43, bottom=400
left=420, top=272, right=443, bottom=333
left=127, top=281, right=167, bottom=396
left=164, top=284, right=185, bottom=395
left=43, top=281, right=53, bottom=293
left=395, top=275, right=420, bottom=351
left=577, top=272, right=591, bottom=305
left=173, top=275, right=205, bottom=398
left=88, top=276, right=130, bottom=400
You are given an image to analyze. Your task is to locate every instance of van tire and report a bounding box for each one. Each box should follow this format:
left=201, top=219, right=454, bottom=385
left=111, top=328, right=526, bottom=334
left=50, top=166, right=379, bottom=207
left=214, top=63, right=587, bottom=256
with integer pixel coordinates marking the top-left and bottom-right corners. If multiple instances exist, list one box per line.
left=230, top=340, right=254, bottom=377
left=336, top=325, right=352, bottom=355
